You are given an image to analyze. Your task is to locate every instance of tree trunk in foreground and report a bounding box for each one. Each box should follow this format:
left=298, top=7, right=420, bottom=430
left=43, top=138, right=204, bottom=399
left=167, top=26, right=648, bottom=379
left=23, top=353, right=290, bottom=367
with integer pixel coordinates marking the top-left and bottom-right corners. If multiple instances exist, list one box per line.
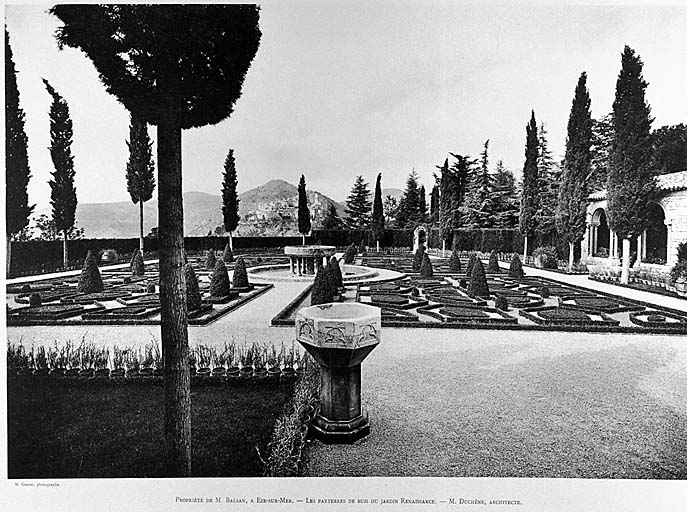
left=442, top=240, right=446, bottom=258
left=139, top=199, right=145, bottom=255
left=6, top=238, right=12, bottom=277
left=620, top=238, right=631, bottom=284
left=229, top=231, right=233, bottom=251
left=523, top=235, right=529, bottom=264
left=158, top=95, right=191, bottom=477
left=302, top=234, right=305, bottom=245
left=63, top=230, right=68, bottom=269
left=568, top=241, right=574, bottom=273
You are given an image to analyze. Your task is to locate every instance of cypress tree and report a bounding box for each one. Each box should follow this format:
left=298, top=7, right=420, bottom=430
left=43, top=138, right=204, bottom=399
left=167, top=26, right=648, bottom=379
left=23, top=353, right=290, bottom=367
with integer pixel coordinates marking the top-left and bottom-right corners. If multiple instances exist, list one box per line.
left=465, top=252, right=477, bottom=276
left=222, top=243, right=234, bottom=263
left=487, top=251, right=500, bottom=273
left=448, top=153, right=475, bottom=234
left=345, top=175, right=372, bottom=229
left=44, top=79, right=77, bottom=269
left=185, top=264, right=202, bottom=311
left=131, top=248, right=145, bottom=276
left=467, top=259, right=490, bottom=298
left=310, top=266, right=334, bottom=306
left=509, top=253, right=525, bottom=279
left=449, top=249, right=462, bottom=272
left=418, top=185, right=428, bottom=222
left=420, top=253, right=434, bottom=278
left=205, top=249, right=216, bottom=270
left=78, top=250, right=104, bottom=293
left=221, top=148, right=240, bottom=250
left=209, top=260, right=232, bottom=297
left=438, top=159, right=458, bottom=251
left=125, top=114, right=156, bottom=254
left=519, top=110, right=539, bottom=260
left=430, top=184, right=440, bottom=223
left=371, top=173, right=385, bottom=250
left=329, top=256, right=344, bottom=291
left=232, top=256, right=250, bottom=289
left=607, top=46, right=658, bottom=284
left=556, top=72, right=593, bottom=272
left=297, top=174, right=311, bottom=244
left=5, top=29, right=34, bottom=275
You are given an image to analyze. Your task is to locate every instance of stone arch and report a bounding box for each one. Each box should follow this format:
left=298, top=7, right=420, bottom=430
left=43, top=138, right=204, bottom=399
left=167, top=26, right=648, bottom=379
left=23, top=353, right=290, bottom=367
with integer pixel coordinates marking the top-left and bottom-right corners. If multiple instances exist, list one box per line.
left=591, top=208, right=610, bottom=257
left=643, top=202, right=667, bottom=263
left=413, top=225, right=428, bottom=253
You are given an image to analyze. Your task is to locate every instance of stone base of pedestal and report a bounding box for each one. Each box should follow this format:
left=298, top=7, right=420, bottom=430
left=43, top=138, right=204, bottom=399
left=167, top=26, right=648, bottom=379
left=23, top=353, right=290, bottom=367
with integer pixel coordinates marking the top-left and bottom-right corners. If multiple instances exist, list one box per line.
left=309, top=411, right=370, bottom=444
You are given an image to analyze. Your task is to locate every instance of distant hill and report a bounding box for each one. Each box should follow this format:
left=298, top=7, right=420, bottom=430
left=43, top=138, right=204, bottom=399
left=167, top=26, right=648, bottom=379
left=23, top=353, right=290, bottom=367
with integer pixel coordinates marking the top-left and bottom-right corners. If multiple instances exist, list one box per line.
left=32, top=180, right=345, bottom=239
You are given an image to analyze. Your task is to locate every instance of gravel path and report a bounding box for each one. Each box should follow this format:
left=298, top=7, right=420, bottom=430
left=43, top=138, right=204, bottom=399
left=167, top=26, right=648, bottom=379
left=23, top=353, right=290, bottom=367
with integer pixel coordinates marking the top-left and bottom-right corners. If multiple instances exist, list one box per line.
left=303, top=329, right=687, bottom=478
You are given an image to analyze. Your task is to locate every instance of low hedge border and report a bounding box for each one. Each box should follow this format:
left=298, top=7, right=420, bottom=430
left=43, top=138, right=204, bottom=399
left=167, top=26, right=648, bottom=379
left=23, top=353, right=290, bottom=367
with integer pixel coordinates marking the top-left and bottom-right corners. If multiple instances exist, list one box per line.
left=628, top=310, right=687, bottom=329
left=518, top=305, right=620, bottom=327
left=271, top=284, right=314, bottom=326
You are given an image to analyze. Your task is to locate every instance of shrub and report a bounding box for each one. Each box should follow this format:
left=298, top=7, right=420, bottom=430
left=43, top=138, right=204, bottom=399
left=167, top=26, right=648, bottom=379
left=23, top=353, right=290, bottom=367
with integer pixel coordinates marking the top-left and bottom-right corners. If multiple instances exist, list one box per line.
left=325, top=263, right=339, bottom=298
left=465, top=253, right=477, bottom=276
left=123, top=276, right=131, bottom=284
left=223, top=243, right=234, bottom=263
left=130, top=249, right=145, bottom=276
left=448, top=250, right=462, bottom=272
left=539, top=286, right=550, bottom=298
left=459, top=278, right=468, bottom=288
left=310, top=266, right=334, bottom=305
left=209, top=260, right=232, bottom=297
left=487, top=251, right=500, bottom=273
left=343, top=244, right=356, bottom=264
left=29, top=293, right=42, bottom=307
left=509, top=253, right=525, bottom=279
left=21, top=284, right=31, bottom=294
left=205, top=249, right=216, bottom=270
left=677, top=241, right=687, bottom=263
left=358, top=238, right=366, bottom=253
left=77, top=250, right=105, bottom=293
left=233, top=256, right=250, bottom=288
left=533, top=246, right=558, bottom=269
left=467, top=259, right=490, bottom=298
left=185, top=264, right=202, bottom=310
left=495, top=295, right=509, bottom=311
left=670, top=261, right=687, bottom=283
left=412, top=245, right=426, bottom=272
left=146, top=283, right=156, bottom=294
left=420, top=253, right=434, bottom=278
left=329, top=256, right=344, bottom=290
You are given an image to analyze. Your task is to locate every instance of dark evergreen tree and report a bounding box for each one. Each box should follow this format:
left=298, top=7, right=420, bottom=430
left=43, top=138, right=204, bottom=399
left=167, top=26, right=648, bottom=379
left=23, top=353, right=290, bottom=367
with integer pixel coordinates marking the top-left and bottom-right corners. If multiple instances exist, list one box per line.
left=420, top=253, right=434, bottom=278
left=418, top=185, right=428, bottom=222
left=447, top=153, right=475, bottom=236
left=508, top=253, right=525, bottom=279
left=463, top=140, right=495, bottom=228
left=429, top=184, right=440, bottom=223
left=589, top=113, right=614, bottom=192
left=325, top=260, right=339, bottom=298
left=465, top=252, right=477, bottom=277
left=5, top=29, right=34, bottom=275
left=205, top=249, right=216, bottom=270
left=487, top=251, right=500, bottom=273
left=78, top=250, right=104, bottom=293
left=535, top=123, right=560, bottom=243
left=519, top=110, right=539, bottom=259
left=448, top=249, right=462, bottom=272
left=467, top=259, right=489, bottom=298
left=125, top=114, right=156, bottom=254
left=222, top=243, right=234, bottom=263
left=412, top=244, right=426, bottom=272
left=491, top=160, right=519, bottom=228
left=44, top=79, right=77, bottom=269
left=651, top=124, right=687, bottom=175
left=221, top=148, right=240, bottom=250
left=310, top=266, right=334, bottom=305
left=343, top=244, right=357, bottom=264
left=607, top=46, right=658, bottom=284
left=396, top=170, right=422, bottom=228
left=185, top=264, right=202, bottom=311
left=329, top=256, right=344, bottom=291
left=131, top=248, right=145, bottom=276
left=209, top=260, right=232, bottom=297
left=345, top=175, right=372, bottom=229
left=297, top=174, right=311, bottom=244
left=232, top=256, right=249, bottom=289
left=556, top=72, right=593, bottom=272
left=371, top=173, right=385, bottom=249
left=321, top=203, right=343, bottom=229
left=438, top=159, right=458, bottom=250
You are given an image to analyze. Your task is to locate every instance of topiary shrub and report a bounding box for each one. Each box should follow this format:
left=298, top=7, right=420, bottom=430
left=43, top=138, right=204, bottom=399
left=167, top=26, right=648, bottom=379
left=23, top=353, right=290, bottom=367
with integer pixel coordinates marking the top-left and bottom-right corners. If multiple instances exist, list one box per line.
left=123, top=276, right=131, bottom=284
left=411, top=287, right=420, bottom=297
left=310, top=266, right=334, bottom=305
left=325, top=263, right=339, bottom=299
left=533, top=246, right=558, bottom=269
left=494, top=295, right=508, bottom=311
left=358, top=239, right=366, bottom=254
left=223, top=243, right=234, bottom=263
left=185, top=264, right=202, bottom=310
left=21, top=284, right=31, bottom=294
left=209, top=260, right=232, bottom=297
left=420, top=253, right=434, bottom=278
left=146, top=283, right=156, bottom=294
left=130, top=249, right=145, bottom=276
left=412, top=245, right=426, bottom=272
left=459, top=278, right=468, bottom=288
left=206, top=249, right=216, bottom=270
left=29, top=293, right=42, bottom=307
left=449, top=250, right=462, bottom=272
left=509, top=253, right=525, bottom=279
left=539, top=286, right=550, bottom=298
left=487, top=251, right=500, bottom=273
left=232, top=256, right=250, bottom=288
left=78, top=250, right=105, bottom=293
left=329, top=256, right=344, bottom=291
left=465, top=253, right=477, bottom=276
left=343, top=244, right=357, bottom=264
left=467, top=259, right=490, bottom=298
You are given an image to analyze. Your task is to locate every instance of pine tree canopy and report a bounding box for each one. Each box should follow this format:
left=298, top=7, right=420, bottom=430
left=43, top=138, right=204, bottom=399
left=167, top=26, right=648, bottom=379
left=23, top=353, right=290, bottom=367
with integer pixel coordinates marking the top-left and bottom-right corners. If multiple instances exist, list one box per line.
left=607, top=45, right=658, bottom=240
left=396, top=170, right=423, bottom=228
left=297, top=174, right=311, bottom=235
left=534, top=123, right=561, bottom=239
left=463, top=140, right=496, bottom=229
left=125, top=115, right=156, bottom=204
left=371, top=173, right=385, bottom=241
left=345, top=175, right=372, bottom=229
left=44, top=79, right=77, bottom=235
left=556, top=72, right=592, bottom=245
left=222, top=148, right=240, bottom=233
left=5, top=29, right=34, bottom=237
left=588, top=113, right=614, bottom=191
left=519, top=110, right=539, bottom=237
left=322, top=203, right=343, bottom=229
left=651, top=124, right=687, bottom=175
left=491, top=160, right=519, bottom=228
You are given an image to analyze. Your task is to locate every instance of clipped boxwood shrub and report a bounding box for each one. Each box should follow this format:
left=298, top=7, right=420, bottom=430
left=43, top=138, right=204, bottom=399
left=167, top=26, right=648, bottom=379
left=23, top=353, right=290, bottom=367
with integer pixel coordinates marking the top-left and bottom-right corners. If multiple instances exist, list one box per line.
left=185, top=264, right=202, bottom=311
left=223, top=243, right=234, bottom=263
left=311, top=267, right=334, bottom=305
left=487, top=251, right=500, bottom=273
left=29, top=293, right=42, bottom=307
left=413, top=245, right=426, bottom=272
left=329, top=256, right=344, bottom=290
left=343, top=244, right=356, bottom=264
left=465, top=253, right=477, bottom=276
left=233, top=256, right=250, bottom=288
left=420, top=253, right=434, bottom=278
left=509, top=254, right=525, bottom=279
left=209, top=260, right=232, bottom=297
left=206, top=249, right=217, bottom=270
left=449, top=250, right=462, bottom=272
left=467, top=259, right=490, bottom=298
left=130, top=249, right=145, bottom=276
left=494, top=295, right=509, bottom=311
left=78, top=250, right=105, bottom=293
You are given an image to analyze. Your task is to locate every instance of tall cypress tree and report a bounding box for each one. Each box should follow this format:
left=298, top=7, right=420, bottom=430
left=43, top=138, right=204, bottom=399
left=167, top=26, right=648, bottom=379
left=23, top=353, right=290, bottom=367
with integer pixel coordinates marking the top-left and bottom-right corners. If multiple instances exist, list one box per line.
left=429, top=184, right=440, bottom=223
left=43, top=79, right=77, bottom=269
left=297, top=174, right=311, bottom=244
left=418, top=185, right=428, bottom=222
left=5, top=29, right=34, bottom=275
left=556, top=72, right=593, bottom=272
left=345, top=175, right=372, bottom=229
left=221, top=148, right=240, bottom=250
left=371, top=173, right=385, bottom=250
left=607, top=45, right=657, bottom=284
left=125, top=115, right=156, bottom=254
left=519, top=110, right=539, bottom=259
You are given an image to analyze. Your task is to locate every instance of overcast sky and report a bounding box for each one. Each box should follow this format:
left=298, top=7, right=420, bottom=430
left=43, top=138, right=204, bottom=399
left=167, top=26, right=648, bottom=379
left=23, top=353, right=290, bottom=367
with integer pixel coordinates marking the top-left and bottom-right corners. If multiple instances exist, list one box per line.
left=5, top=1, right=687, bottom=213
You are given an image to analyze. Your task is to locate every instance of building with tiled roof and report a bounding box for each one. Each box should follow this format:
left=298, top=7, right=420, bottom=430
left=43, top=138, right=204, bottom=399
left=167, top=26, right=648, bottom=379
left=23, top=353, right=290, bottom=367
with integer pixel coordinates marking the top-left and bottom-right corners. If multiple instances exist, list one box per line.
left=582, top=170, right=687, bottom=267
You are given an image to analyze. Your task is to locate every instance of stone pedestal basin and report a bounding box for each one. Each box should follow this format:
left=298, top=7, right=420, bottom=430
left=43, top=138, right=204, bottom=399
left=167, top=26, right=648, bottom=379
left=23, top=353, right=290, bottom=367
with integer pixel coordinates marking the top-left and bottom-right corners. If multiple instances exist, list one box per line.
left=296, top=302, right=381, bottom=443
left=284, top=245, right=336, bottom=276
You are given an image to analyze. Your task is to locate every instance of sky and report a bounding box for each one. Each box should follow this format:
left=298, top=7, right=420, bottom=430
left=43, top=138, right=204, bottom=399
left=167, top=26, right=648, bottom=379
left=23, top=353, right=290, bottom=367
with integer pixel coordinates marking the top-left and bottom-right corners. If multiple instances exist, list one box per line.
left=5, top=1, right=687, bottom=214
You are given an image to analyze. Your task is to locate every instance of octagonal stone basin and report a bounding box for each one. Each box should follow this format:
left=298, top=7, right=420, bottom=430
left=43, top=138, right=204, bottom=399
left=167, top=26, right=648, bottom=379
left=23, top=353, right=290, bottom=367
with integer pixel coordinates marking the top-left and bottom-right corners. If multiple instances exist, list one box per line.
left=284, top=245, right=336, bottom=257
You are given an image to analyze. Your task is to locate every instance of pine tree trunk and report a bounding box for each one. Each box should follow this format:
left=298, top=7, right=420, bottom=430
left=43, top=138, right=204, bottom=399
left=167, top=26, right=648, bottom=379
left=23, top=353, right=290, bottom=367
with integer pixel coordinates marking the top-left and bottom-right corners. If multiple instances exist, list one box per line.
left=376, top=240, right=380, bottom=252
left=157, top=94, right=191, bottom=477
left=6, top=237, right=12, bottom=277
left=620, top=238, right=631, bottom=284
left=568, top=241, right=574, bottom=273
left=302, top=234, right=305, bottom=246
left=442, top=240, right=446, bottom=257
left=229, top=232, right=233, bottom=251
left=523, top=236, right=529, bottom=263
left=139, top=199, right=145, bottom=255
left=63, top=230, right=68, bottom=269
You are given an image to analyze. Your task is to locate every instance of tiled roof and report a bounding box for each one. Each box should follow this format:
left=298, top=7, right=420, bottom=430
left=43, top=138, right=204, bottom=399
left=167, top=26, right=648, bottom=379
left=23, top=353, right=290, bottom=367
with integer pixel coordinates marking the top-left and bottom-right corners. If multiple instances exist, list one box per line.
left=588, top=170, right=687, bottom=201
